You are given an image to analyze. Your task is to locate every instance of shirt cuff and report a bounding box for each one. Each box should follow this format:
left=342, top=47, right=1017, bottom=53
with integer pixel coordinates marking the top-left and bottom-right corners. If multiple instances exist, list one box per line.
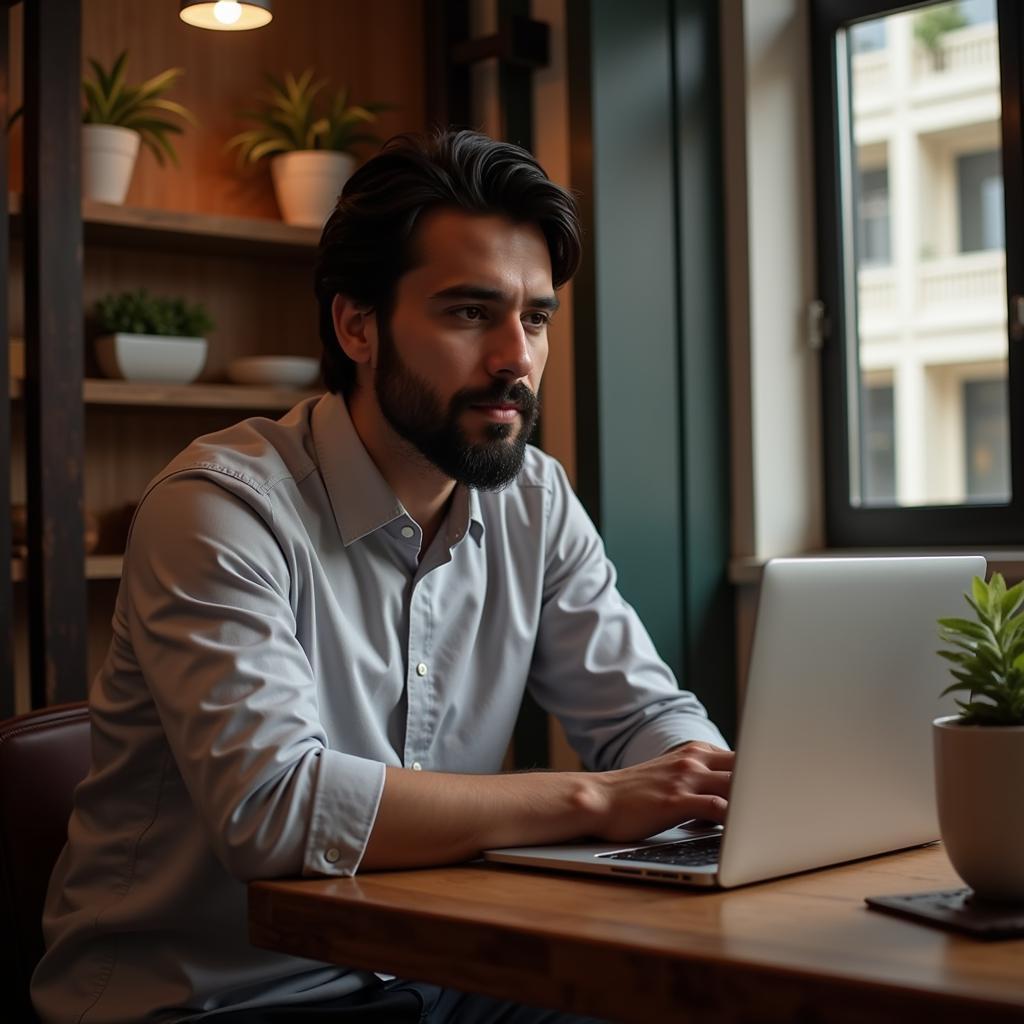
left=618, top=716, right=730, bottom=767
left=302, top=749, right=386, bottom=877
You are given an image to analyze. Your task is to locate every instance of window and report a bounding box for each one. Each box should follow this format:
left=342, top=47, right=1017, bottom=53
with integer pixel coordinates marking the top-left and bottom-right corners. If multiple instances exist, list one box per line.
left=811, top=0, right=1023, bottom=544
left=964, top=378, right=1010, bottom=500
left=863, top=382, right=897, bottom=503
left=857, top=166, right=890, bottom=266
left=957, top=150, right=1004, bottom=252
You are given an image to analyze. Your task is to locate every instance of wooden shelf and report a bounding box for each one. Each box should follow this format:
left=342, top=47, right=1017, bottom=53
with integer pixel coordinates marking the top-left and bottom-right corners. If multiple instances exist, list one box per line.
left=10, top=377, right=320, bottom=410
left=10, top=192, right=321, bottom=260
left=12, top=554, right=123, bottom=583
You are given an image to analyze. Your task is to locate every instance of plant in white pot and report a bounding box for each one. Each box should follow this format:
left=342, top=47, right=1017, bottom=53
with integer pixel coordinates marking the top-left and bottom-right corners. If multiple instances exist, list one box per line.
left=935, top=572, right=1024, bottom=902
left=82, top=52, right=196, bottom=204
left=93, top=290, right=213, bottom=384
left=227, top=69, right=386, bottom=228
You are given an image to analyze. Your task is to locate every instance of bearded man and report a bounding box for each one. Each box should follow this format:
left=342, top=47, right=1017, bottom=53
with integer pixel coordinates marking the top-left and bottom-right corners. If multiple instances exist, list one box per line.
left=32, top=130, right=732, bottom=1024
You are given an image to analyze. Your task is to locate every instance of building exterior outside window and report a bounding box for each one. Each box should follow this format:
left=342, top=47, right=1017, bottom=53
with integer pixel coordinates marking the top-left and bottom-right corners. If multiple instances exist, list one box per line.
left=850, top=0, right=1007, bottom=508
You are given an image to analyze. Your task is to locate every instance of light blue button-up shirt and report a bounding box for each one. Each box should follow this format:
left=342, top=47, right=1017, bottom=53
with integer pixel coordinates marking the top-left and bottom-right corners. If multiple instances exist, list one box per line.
left=32, top=393, right=725, bottom=1023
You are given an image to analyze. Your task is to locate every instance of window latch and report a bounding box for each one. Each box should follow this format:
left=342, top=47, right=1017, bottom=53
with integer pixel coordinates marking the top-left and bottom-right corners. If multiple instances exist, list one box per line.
left=807, top=299, right=828, bottom=351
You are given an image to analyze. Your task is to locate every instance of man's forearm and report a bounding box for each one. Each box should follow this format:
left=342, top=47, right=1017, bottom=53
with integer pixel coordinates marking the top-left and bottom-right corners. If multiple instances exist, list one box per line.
left=360, top=767, right=603, bottom=870
left=359, top=743, right=733, bottom=871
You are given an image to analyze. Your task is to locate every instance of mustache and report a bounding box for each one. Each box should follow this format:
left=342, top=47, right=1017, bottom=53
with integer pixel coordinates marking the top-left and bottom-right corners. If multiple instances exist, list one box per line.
left=450, top=381, right=538, bottom=416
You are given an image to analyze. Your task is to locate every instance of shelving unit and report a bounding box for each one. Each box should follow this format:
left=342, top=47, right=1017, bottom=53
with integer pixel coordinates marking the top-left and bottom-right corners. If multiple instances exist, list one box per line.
left=11, top=554, right=122, bottom=583
left=11, top=192, right=322, bottom=259
left=10, top=377, right=321, bottom=410
left=6, top=0, right=436, bottom=713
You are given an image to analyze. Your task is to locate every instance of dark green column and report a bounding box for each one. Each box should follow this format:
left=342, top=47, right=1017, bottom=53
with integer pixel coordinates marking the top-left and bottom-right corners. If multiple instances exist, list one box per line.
left=568, top=0, right=735, bottom=742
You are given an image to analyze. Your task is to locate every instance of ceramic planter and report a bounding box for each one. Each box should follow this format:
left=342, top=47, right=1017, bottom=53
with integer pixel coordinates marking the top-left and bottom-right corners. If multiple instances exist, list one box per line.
left=269, top=150, right=355, bottom=228
left=95, top=333, right=208, bottom=384
left=82, top=124, right=141, bottom=205
left=933, top=715, right=1024, bottom=902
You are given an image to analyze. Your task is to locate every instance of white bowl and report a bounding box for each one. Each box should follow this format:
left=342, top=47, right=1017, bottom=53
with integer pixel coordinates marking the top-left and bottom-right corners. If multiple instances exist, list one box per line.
left=226, top=355, right=320, bottom=388
left=95, top=333, right=207, bottom=383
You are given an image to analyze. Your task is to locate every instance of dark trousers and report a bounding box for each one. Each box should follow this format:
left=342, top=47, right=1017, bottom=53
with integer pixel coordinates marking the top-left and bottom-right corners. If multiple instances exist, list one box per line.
left=195, top=979, right=612, bottom=1023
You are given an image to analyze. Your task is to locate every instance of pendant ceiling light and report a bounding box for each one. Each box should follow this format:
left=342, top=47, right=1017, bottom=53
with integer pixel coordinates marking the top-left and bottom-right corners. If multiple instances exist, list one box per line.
left=179, top=0, right=273, bottom=31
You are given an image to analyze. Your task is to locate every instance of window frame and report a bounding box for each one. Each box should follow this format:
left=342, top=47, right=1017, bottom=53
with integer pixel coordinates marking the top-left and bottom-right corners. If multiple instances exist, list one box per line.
left=810, top=0, right=1024, bottom=545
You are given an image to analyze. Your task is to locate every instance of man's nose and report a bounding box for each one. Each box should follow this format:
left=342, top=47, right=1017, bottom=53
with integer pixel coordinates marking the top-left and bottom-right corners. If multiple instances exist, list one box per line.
left=485, top=315, right=533, bottom=380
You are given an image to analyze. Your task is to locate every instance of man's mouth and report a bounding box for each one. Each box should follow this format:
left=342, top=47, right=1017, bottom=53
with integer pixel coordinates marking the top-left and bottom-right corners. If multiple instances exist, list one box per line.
left=470, top=403, right=521, bottom=422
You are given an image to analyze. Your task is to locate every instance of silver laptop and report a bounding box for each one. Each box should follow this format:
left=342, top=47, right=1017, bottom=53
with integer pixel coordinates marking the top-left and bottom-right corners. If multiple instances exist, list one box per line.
left=485, top=555, right=985, bottom=889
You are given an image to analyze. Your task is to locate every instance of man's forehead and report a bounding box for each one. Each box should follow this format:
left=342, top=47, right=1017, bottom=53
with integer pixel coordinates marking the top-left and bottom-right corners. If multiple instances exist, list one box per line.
left=404, top=208, right=553, bottom=288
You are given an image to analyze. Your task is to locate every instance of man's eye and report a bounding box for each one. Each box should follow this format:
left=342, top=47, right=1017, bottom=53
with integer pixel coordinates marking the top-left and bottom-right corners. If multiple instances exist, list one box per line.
left=523, top=312, right=550, bottom=328
left=453, top=306, right=486, bottom=321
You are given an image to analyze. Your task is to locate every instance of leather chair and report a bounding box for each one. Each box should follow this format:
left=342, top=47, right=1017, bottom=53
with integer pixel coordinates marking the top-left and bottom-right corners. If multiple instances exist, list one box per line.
left=0, top=702, right=91, bottom=1024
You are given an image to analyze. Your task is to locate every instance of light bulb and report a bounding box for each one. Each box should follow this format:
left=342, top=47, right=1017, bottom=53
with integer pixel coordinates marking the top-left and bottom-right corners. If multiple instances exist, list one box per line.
left=213, top=1, right=242, bottom=25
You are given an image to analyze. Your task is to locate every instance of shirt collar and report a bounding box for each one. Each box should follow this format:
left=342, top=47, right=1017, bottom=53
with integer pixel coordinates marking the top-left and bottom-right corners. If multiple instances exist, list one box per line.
left=312, top=393, right=485, bottom=548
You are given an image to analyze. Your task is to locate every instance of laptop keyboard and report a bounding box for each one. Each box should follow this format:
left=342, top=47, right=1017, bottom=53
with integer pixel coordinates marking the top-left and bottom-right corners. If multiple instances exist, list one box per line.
left=599, top=832, right=722, bottom=867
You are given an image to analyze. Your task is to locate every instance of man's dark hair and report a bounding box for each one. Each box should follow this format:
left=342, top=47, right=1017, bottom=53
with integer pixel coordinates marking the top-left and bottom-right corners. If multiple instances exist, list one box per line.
left=314, top=129, right=582, bottom=395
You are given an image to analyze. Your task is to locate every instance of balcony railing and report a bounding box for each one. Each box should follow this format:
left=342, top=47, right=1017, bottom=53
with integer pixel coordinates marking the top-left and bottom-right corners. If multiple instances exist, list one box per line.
left=857, top=250, right=1005, bottom=330
left=913, top=24, right=998, bottom=81
left=857, top=266, right=898, bottom=324
left=918, top=250, right=1005, bottom=309
left=852, top=50, right=891, bottom=99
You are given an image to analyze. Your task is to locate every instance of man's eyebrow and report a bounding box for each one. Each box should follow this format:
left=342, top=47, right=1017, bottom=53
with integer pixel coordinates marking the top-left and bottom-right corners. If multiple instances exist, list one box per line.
left=430, top=284, right=560, bottom=312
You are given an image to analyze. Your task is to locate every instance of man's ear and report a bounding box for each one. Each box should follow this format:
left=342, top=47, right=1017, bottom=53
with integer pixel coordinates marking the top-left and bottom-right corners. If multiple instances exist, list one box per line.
left=331, top=295, right=377, bottom=367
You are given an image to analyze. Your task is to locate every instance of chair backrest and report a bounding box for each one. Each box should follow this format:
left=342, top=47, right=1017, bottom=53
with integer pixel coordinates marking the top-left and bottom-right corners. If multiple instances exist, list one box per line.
left=0, top=703, right=91, bottom=1023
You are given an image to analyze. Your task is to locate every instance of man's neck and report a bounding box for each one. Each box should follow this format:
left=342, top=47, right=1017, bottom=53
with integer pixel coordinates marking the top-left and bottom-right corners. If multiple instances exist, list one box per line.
left=346, top=388, right=457, bottom=555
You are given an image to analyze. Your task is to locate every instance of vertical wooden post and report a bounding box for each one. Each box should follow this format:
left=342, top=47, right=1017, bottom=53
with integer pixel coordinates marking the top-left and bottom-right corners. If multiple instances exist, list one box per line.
left=425, top=0, right=471, bottom=130
left=23, top=0, right=86, bottom=706
left=0, top=2, right=12, bottom=718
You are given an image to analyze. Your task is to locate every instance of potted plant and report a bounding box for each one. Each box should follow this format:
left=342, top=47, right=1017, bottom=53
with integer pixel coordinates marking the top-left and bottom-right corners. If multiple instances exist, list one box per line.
left=83, top=51, right=196, bottom=204
left=935, top=572, right=1024, bottom=902
left=914, top=5, right=967, bottom=72
left=227, top=69, right=386, bottom=227
left=92, top=289, right=213, bottom=384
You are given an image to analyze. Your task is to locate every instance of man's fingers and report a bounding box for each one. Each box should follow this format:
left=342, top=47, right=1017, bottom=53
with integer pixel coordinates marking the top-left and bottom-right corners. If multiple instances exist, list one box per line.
left=673, top=744, right=735, bottom=770
left=681, top=793, right=728, bottom=825
left=697, top=749, right=735, bottom=770
left=692, top=768, right=732, bottom=799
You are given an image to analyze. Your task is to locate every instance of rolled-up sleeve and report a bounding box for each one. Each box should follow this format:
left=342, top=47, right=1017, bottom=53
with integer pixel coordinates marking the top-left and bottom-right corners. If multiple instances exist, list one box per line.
left=526, top=463, right=727, bottom=770
left=124, top=472, right=385, bottom=880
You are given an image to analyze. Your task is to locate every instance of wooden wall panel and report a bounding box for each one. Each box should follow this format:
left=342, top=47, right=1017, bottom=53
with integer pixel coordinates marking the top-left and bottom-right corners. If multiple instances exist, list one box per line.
left=10, top=0, right=427, bottom=218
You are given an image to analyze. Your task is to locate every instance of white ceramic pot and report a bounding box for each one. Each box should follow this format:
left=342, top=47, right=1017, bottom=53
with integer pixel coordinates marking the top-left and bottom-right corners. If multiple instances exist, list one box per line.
left=82, top=124, right=141, bottom=205
left=95, top=333, right=207, bottom=384
left=269, top=150, right=355, bottom=228
left=934, top=715, right=1024, bottom=902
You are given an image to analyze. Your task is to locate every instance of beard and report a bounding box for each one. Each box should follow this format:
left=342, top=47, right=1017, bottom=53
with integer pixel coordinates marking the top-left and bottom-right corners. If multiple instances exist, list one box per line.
left=373, top=317, right=539, bottom=491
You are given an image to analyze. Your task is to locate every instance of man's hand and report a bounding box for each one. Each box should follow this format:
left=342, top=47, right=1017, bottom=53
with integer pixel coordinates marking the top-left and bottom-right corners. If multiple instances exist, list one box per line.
left=581, top=742, right=734, bottom=842
left=361, top=742, right=735, bottom=871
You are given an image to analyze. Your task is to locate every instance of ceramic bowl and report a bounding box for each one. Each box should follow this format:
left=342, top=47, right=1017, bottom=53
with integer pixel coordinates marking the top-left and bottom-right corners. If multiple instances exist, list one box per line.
left=226, top=356, right=320, bottom=388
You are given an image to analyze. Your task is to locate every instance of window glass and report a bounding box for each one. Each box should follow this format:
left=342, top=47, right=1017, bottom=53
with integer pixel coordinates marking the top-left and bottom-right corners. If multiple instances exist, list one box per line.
left=957, top=150, right=1004, bottom=252
left=863, top=383, right=897, bottom=503
left=843, top=1, right=1008, bottom=508
left=857, top=166, right=890, bottom=266
left=964, top=378, right=1009, bottom=501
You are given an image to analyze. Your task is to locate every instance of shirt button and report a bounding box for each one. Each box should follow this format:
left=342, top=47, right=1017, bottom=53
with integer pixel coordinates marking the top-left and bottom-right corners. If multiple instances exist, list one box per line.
left=411, top=762, right=423, bottom=771
left=401, top=525, right=415, bottom=539
left=324, top=848, right=341, bottom=864
left=416, top=662, right=428, bottom=677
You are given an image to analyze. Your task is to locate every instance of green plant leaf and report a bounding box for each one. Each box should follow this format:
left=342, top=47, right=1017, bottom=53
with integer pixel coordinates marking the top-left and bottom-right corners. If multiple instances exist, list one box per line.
left=82, top=52, right=193, bottom=165
left=227, top=68, right=387, bottom=163
left=938, top=616, right=988, bottom=639
left=144, top=98, right=198, bottom=126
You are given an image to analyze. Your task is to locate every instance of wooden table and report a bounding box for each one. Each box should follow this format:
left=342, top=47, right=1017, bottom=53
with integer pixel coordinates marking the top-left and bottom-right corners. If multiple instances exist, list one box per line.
left=249, top=845, right=1024, bottom=1023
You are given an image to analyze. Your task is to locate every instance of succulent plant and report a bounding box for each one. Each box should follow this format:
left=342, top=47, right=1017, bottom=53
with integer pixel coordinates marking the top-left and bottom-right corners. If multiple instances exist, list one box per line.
left=938, top=573, right=1024, bottom=725
left=93, top=289, right=214, bottom=338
